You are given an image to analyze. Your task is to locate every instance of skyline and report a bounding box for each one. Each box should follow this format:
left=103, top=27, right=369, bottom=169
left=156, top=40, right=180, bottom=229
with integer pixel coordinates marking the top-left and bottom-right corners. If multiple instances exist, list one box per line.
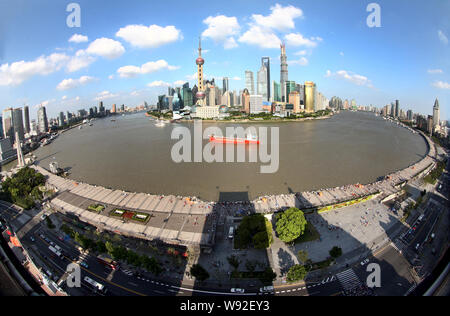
left=0, top=0, right=449, bottom=120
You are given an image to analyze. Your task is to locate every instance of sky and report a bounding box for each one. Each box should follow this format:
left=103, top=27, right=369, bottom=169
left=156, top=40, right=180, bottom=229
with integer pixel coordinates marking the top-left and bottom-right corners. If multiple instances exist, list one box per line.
left=0, top=0, right=449, bottom=121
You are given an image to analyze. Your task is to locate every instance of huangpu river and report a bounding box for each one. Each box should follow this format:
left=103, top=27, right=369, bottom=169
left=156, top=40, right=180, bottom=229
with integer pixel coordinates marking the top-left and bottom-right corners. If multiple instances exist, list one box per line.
left=30, top=111, right=427, bottom=201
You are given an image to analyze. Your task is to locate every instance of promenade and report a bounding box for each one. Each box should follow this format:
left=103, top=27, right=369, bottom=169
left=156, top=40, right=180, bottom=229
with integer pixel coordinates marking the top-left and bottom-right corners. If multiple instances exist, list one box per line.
left=30, top=131, right=436, bottom=250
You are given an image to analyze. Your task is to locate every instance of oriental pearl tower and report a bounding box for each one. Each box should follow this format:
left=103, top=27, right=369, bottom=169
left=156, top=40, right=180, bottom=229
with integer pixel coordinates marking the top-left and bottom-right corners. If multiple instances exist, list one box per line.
left=195, top=37, right=206, bottom=106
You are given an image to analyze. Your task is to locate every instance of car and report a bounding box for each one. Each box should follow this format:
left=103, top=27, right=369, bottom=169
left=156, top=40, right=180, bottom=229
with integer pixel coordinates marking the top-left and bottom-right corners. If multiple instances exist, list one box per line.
left=40, top=214, right=47, bottom=220
left=30, top=236, right=35, bottom=242
left=259, top=286, right=274, bottom=293
left=80, top=261, right=89, bottom=269
left=415, top=243, right=420, bottom=251
left=360, top=259, right=370, bottom=266
left=231, top=288, right=245, bottom=294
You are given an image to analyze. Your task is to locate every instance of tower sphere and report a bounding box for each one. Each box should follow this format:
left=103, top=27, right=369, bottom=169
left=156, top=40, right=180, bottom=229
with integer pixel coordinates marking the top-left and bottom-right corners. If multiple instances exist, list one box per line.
left=196, top=57, right=204, bottom=65
left=196, top=91, right=206, bottom=99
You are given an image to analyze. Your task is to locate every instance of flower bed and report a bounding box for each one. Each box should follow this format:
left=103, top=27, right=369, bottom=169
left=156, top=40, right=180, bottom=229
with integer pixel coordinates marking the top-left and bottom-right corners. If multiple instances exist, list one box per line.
left=109, top=209, right=150, bottom=223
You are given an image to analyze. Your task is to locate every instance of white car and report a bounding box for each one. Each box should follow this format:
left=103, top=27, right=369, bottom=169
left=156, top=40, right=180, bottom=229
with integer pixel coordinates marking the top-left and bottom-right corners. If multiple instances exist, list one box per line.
left=360, top=259, right=370, bottom=266
left=40, top=214, right=47, bottom=220
left=231, top=288, right=245, bottom=294
left=259, top=286, right=274, bottom=293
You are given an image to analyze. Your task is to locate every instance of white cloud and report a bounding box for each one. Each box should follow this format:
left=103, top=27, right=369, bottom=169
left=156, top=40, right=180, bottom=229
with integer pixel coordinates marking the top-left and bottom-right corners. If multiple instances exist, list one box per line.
left=116, top=24, right=181, bottom=48
left=285, top=33, right=321, bottom=47
left=69, top=34, right=88, bottom=43
left=0, top=53, right=69, bottom=86
left=62, top=95, right=67, bottom=100
left=224, top=37, right=238, bottom=49
left=148, top=81, right=171, bottom=87
left=339, top=52, right=344, bottom=56
left=202, top=15, right=240, bottom=49
left=325, top=70, right=373, bottom=88
left=56, top=76, right=96, bottom=91
left=173, top=80, right=187, bottom=86
left=86, top=38, right=125, bottom=59
left=438, top=30, right=448, bottom=45
left=232, top=77, right=242, bottom=81
left=66, top=49, right=96, bottom=72
left=238, top=25, right=281, bottom=49
left=108, top=74, right=115, bottom=80
left=117, top=60, right=179, bottom=78
left=427, top=69, right=443, bottom=74
left=295, top=50, right=307, bottom=56
left=432, top=80, right=450, bottom=90
left=95, top=90, right=118, bottom=101
left=252, top=3, right=303, bottom=31
left=289, top=57, right=308, bottom=66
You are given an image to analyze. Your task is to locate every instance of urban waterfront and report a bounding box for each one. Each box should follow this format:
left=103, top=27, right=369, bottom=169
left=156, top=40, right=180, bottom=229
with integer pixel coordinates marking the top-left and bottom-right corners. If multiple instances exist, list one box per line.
left=31, top=111, right=427, bottom=201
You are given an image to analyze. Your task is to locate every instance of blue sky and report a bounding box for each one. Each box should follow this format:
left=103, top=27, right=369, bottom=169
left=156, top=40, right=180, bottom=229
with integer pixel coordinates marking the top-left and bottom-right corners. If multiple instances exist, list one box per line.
left=0, top=0, right=448, bottom=120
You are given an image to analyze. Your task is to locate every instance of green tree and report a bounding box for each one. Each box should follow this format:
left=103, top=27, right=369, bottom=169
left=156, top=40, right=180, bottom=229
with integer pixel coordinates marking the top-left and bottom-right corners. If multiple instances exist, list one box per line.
left=245, top=260, right=257, bottom=273
left=190, top=264, right=209, bottom=282
left=260, top=267, right=277, bottom=284
left=275, top=208, right=307, bottom=243
left=105, top=241, right=115, bottom=257
left=329, top=246, right=342, bottom=258
left=286, top=264, right=307, bottom=283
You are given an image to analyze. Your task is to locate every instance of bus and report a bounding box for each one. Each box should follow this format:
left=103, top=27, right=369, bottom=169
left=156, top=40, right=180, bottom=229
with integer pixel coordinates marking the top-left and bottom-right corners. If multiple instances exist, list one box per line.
left=48, top=246, right=64, bottom=259
left=97, top=254, right=119, bottom=270
left=83, top=276, right=107, bottom=294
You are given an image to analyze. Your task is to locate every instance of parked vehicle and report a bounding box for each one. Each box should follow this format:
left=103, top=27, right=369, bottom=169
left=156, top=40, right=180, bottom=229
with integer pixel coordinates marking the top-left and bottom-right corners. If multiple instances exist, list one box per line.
left=259, top=286, right=274, bottom=293
left=231, top=288, right=245, bottom=294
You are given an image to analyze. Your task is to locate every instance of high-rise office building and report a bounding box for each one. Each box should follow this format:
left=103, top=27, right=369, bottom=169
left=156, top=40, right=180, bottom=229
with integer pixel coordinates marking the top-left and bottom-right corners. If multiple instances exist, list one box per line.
left=37, top=105, right=48, bottom=134
left=257, top=64, right=268, bottom=102
left=222, top=77, right=229, bottom=94
left=111, top=104, right=117, bottom=113
left=395, top=100, right=400, bottom=118
left=280, top=43, right=288, bottom=102
left=272, top=81, right=280, bottom=102
left=58, top=112, right=65, bottom=127
left=250, top=95, right=263, bottom=114
left=0, top=116, right=3, bottom=139
left=2, top=108, right=14, bottom=143
left=285, top=81, right=296, bottom=100
left=289, top=91, right=301, bottom=113
left=433, top=98, right=440, bottom=130
left=262, top=57, right=271, bottom=102
left=12, top=108, right=25, bottom=143
left=304, top=81, right=316, bottom=113
left=407, top=110, right=413, bottom=121
left=24, top=106, right=30, bottom=135
left=242, top=89, right=251, bottom=114
left=245, top=70, right=255, bottom=95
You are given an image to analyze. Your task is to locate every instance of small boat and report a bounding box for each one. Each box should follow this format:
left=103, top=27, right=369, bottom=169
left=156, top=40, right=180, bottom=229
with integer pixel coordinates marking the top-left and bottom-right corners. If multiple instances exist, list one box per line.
left=209, top=134, right=260, bottom=144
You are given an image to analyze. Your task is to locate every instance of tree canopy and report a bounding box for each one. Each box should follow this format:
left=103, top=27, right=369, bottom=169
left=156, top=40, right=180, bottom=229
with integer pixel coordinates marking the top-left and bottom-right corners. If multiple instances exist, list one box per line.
left=275, top=208, right=307, bottom=243
left=234, top=214, right=273, bottom=249
left=286, top=264, right=307, bottom=283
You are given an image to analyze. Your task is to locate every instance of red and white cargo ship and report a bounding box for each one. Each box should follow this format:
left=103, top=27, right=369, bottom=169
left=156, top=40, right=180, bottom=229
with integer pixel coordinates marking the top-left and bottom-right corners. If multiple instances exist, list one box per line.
left=209, top=134, right=260, bottom=144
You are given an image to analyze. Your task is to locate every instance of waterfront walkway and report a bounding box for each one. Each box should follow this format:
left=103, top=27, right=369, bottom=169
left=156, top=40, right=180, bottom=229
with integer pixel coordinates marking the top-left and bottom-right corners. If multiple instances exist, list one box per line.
left=30, top=132, right=436, bottom=248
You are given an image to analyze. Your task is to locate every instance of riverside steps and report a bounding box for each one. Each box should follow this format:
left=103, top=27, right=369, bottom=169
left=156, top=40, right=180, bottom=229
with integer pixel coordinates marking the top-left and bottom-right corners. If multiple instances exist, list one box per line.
left=32, top=131, right=437, bottom=249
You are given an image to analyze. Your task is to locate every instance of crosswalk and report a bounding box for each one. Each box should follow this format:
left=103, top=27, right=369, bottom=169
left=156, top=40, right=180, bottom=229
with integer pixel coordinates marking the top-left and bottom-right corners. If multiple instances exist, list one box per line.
left=336, top=268, right=362, bottom=291
left=121, top=269, right=134, bottom=276
left=391, top=239, right=408, bottom=254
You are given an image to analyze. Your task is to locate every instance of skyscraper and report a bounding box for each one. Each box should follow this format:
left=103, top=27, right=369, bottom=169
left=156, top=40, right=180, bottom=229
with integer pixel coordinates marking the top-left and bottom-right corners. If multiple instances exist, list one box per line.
left=433, top=98, right=440, bottom=131
left=280, top=43, right=288, bottom=102
left=245, top=70, right=255, bottom=95
left=12, top=108, right=25, bottom=143
left=257, top=64, right=268, bottom=102
left=262, top=57, right=271, bottom=102
left=304, top=81, right=316, bottom=113
left=2, top=108, right=14, bottom=143
left=395, top=100, right=400, bottom=118
left=222, top=77, right=229, bottom=94
left=37, top=105, right=48, bottom=134
left=24, top=105, right=30, bottom=135
left=272, top=81, right=280, bottom=102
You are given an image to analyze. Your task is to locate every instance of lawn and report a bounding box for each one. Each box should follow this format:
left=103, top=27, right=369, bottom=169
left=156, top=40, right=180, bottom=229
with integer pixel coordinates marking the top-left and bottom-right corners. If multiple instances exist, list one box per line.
left=87, top=204, right=105, bottom=213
